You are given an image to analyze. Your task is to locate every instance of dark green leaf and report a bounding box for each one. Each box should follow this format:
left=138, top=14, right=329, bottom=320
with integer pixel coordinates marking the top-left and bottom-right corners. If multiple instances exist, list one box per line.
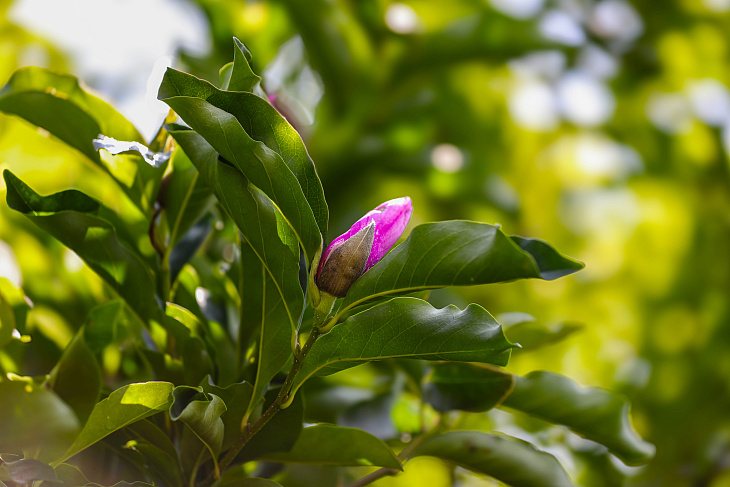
left=291, top=297, right=515, bottom=396
left=0, top=380, right=79, bottom=462
left=266, top=424, right=402, bottom=468
left=170, top=386, right=226, bottom=466
left=120, top=439, right=183, bottom=487
left=83, top=300, right=130, bottom=354
left=226, top=37, right=263, bottom=93
left=168, top=128, right=301, bottom=413
left=338, top=221, right=583, bottom=320
left=201, top=378, right=254, bottom=450
left=44, top=463, right=90, bottom=487
left=49, top=327, right=101, bottom=424
left=3, top=171, right=164, bottom=326
left=502, top=371, right=655, bottom=466
left=423, top=363, right=514, bottom=413
left=159, top=69, right=327, bottom=254
left=57, top=381, right=174, bottom=464
left=413, top=431, right=575, bottom=487
left=165, top=305, right=215, bottom=385
left=164, top=142, right=215, bottom=250
left=2, top=458, right=56, bottom=484
left=236, top=388, right=304, bottom=463
left=0, top=67, right=162, bottom=211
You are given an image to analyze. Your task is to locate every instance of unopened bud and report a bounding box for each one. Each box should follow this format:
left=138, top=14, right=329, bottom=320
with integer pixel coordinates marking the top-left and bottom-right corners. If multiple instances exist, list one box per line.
left=316, top=223, right=375, bottom=297
left=315, top=197, right=413, bottom=298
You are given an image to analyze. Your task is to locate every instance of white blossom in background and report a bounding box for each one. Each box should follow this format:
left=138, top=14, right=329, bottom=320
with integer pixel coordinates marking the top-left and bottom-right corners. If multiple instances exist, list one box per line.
left=589, top=0, right=644, bottom=46
left=645, top=92, right=693, bottom=135
left=574, top=134, right=643, bottom=179
left=539, top=9, right=586, bottom=46
left=508, top=79, right=560, bottom=131
left=686, top=79, right=730, bottom=127
left=556, top=71, right=615, bottom=126
left=9, top=0, right=211, bottom=141
left=576, top=44, right=620, bottom=80
left=489, top=0, right=545, bottom=19
left=508, top=50, right=566, bottom=82
left=431, top=144, right=464, bottom=173
left=385, top=3, right=422, bottom=34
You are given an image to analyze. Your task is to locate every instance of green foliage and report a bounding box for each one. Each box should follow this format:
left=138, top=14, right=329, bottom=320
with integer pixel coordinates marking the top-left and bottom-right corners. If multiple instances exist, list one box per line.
left=0, top=26, right=657, bottom=487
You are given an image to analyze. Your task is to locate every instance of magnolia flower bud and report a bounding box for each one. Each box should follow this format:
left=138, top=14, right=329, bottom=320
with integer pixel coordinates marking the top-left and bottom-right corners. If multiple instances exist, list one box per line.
left=316, top=197, right=413, bottom=298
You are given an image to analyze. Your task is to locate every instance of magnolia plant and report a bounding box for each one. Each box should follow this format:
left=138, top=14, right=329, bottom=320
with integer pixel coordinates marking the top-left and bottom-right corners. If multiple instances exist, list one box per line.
left=0, top=39, right=654, bottom=487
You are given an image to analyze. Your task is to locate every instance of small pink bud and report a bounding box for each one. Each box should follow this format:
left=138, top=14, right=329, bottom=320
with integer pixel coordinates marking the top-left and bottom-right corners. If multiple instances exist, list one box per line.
left=316, top=197, right=413, bottom=297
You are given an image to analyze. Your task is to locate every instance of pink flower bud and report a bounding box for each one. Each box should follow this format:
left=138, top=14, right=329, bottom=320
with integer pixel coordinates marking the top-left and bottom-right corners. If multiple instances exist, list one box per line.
left=316, top=197, right=413, bottom=297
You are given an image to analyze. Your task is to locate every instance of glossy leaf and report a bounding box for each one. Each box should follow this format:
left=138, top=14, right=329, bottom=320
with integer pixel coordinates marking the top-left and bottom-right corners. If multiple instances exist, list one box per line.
left=161, top=65, right=327, bottom=238
left=170, top=386, right=226, bottom=466
left=414, top=431, right=575, bottom=487
left=3, top=171, right=164, bottom=325
left=236, top=388, right=304, bottom=463
left=0, top=380, right=80, bottom=462
left=163, top=142, right=215, bottom=251
left=49, top=327, right=102, bottom=424
left=266, top=424, right=402, bottom=468
left=502, top=371, right=656, bottom=466
left=423, top=363, right=514, bottom=413
left=57, top=381, right=174, bottom=464
left=159, top=73, right=324, bottom=260
left=201, top=378, right=254, bottom=450
left=0, top=67, right=162, bottom=211
left=168, top=128, right=301, bottom=413
left=338, top=221, right=583, bottom=320
left=291, top=297, right=515, bottom=396
left=225, top=37, right=263, bottom=94
left=165, top=305, right=215, bottom=385
left=42, top=463, right=90, bottom=487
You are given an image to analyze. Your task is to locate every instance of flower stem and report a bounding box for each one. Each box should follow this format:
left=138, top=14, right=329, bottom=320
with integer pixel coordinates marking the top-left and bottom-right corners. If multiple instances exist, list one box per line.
left=217, top=327, right=322, bottom=474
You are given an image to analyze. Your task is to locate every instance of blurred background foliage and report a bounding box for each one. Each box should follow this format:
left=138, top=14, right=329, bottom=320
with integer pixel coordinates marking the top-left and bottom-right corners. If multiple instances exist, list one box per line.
left=1, top=0, right=730, bottom=485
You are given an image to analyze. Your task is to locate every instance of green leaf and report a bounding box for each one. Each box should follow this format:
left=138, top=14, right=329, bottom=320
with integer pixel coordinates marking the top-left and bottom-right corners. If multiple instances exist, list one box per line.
left=165, top=305, right=215, bottom=385
left=226, top=37, right=263, bottom=94
left=0, top=291, right=16, bottom=350
left=159, top=69, right=326, bottom=257
left=201, top=378, right=254, bottom=450
left=2, top=457, right=56, bottom=484
left=57, top=381, right=174, bottom=464
left=115, top=420, right=183, bottom=487
left=0, top=278, right=30, bottom=339
left=265, top=424, right=402, bottom=468
left=338, top=221, right=583, bottom=320
left=44, top=463, right=90, bottom=487
left=0, top=67, right=162, bottom=211
left=83, top=300, right=130, bottom=354
left=170, top=386, right=226, bottom=468
left=291, top=297, right=515, bottom=396
left=164, top=142, right=215, bottom=250
left=49, top=326, right=102, bottom=424
left=414, top=431, right=575, bottom=487
left=502, top=371, right=655, bottom=466
left=236, top=388, right=304, bottom=463
left=0, top=380, right=80, bottom=462
left=503, top=319, right=583, bottom=351
left=3, top=170, right=163, bottom=325
left=423, top=363, right=515, bottom=413
left=168, top=128, right=301, bottom=413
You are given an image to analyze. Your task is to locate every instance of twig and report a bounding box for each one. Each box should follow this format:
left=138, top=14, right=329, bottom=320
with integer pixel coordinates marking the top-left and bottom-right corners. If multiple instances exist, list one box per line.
left=217, top=328, right=322, bottom=473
